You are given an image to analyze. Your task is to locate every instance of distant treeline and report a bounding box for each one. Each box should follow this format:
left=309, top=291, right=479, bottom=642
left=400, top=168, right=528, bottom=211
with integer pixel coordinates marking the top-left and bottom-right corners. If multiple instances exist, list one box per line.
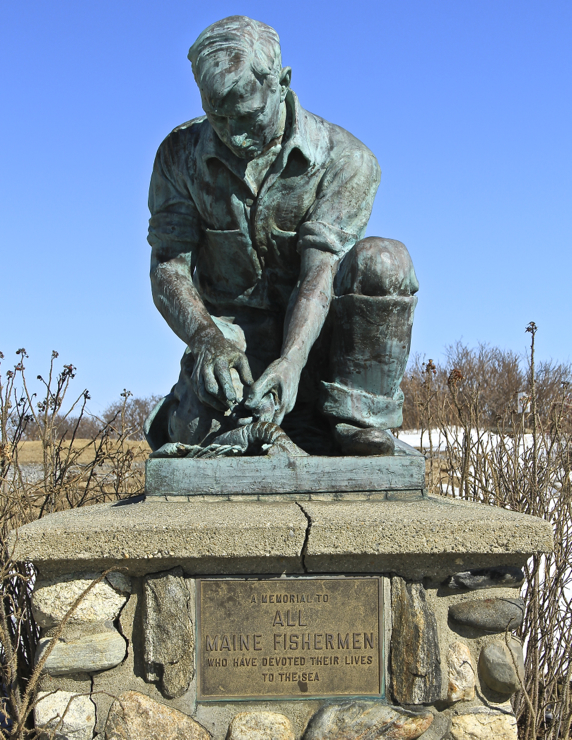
left=401, top=341, right=572, bottom=433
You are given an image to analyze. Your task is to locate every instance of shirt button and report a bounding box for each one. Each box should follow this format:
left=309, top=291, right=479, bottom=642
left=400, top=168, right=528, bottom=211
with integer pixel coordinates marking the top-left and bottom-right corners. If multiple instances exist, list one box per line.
left=245, top=198, right=254, bottom=206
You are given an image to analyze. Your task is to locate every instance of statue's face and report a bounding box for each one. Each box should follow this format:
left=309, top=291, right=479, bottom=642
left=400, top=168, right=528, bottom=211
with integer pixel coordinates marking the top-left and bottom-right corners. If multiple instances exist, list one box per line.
left=200, top=66, right=289, bottom=160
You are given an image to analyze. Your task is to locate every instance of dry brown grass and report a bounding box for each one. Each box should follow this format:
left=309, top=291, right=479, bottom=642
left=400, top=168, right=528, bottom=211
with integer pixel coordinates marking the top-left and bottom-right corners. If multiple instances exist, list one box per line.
left=15, top=439, right=149, bottom=465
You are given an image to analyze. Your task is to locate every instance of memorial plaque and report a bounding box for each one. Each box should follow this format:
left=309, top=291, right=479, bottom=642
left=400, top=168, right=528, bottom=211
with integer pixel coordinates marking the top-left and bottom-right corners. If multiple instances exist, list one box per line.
left=197, top=577, right=383, bottom=700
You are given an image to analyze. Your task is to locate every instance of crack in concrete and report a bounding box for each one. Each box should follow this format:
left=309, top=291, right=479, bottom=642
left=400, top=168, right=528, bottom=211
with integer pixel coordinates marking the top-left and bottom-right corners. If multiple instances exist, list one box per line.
left=296, top=502, right=312, bottom=574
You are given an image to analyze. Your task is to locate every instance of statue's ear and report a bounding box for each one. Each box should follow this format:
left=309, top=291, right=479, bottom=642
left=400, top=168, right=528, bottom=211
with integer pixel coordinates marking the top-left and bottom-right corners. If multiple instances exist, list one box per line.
left=279, top=67, right=292, bottom=99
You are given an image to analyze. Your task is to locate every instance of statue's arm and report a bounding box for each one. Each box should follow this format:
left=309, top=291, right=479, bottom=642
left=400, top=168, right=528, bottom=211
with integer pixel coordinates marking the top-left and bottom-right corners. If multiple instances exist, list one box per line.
left=150, top=251, right=214, bottom=351
left=281, top=247, right=337, bottom=369
left=148, top=138, right=252, bottom=410
left=244, top=247, right=337, bottom=424
left=245, top=144, right=381, bottom=424
left=150, top=250, right=252, bottom=410
left=280, top=144, right=381, bottom=370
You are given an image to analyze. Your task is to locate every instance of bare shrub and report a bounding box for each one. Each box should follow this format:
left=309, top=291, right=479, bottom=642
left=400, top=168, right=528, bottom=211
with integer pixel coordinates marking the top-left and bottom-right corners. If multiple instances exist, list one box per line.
left=22, top=391, right=160, bottom=443
left=0, top=349, right=149, bottom=737
left=102, top=393, right=161, bottom=441
left=401, top=326, right=572, bottom=739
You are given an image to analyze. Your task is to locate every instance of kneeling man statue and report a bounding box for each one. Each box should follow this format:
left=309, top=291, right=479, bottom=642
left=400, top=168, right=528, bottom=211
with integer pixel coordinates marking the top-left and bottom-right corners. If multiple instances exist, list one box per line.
left=145, top=16, right=418, bottom=458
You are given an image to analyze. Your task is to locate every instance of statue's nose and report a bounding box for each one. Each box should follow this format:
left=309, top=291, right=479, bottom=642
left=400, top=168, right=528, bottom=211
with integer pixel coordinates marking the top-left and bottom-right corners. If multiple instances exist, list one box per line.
left=229, top=132, right=250, bottom=149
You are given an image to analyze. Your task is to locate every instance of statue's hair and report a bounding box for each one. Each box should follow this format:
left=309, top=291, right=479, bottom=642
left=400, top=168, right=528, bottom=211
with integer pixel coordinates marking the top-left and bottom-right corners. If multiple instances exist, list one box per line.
left=188, top=16, right=282, bottom=95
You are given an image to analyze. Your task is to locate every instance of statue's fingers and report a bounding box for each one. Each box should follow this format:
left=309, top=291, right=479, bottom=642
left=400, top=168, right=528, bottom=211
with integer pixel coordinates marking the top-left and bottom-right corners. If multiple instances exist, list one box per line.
left=272, top=395, right=287, bottom=425
left=244, top=374, right=273, bottom=410
left=233, top=354, right=254, bottom=387
left=202, top=364, right=220, bottom=398
left=256, top=403, right=275, bottom=422
left=197, top=368, right=227, bottom=412
left=272, top=384, right=296, bottom=426
left=196, top=388, right=227, bottom=413
left=214, top=359, right=237, bottom=406
left=251, top=392, right=276, bottom=422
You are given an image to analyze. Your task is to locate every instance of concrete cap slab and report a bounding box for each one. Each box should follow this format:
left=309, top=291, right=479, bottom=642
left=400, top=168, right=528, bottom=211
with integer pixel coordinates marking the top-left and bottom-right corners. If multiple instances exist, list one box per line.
left=9, top=495, right=552, bottom=580
left=9, top=499, right=308, bottom=576
left=300, top=496, right=553, bottom=579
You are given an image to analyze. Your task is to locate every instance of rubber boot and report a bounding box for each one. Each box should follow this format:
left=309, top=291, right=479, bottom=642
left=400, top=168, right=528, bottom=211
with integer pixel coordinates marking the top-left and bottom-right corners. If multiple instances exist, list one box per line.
left=320, top=293, right=417, bottom=454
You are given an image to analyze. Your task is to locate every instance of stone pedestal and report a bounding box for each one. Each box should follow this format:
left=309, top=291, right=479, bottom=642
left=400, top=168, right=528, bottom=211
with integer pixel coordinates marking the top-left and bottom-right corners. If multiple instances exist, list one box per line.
left=11, top=493, right=552, bottom=740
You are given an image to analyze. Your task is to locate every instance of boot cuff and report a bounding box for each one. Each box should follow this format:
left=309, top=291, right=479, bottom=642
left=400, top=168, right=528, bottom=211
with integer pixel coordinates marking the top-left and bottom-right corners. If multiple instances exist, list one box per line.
left=320, top=381, right=404, bottom=429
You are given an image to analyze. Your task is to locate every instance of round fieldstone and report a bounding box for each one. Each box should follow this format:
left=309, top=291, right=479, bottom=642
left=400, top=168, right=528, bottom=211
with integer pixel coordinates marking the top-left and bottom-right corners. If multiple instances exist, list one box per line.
left=227, top=712, right=295, bottom=740
left=303, top=701, right=433, bottom=739
left=36, top=628, right=127, bottom=675
left=32, top=572, right=128, bottom=628
left=450, top=711, right=517, bottom=739
left=35, top=690, right=96, bottom=740
left=105, top=691, right=210, bottom=740
left=479, top=640, right=525, bottom=695
left=449, top=598, right=524, bottom=632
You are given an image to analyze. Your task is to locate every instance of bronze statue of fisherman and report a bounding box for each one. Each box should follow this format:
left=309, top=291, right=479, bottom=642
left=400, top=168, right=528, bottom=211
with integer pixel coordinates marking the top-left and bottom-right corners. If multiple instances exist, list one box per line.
left=145, top=16, right=418, bottom=458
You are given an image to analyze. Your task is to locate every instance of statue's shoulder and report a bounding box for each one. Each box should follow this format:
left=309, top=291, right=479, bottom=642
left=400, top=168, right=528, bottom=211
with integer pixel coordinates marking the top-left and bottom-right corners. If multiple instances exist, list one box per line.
left=156, top=116, right=209, bottom=160
left=171, top=116, right=208, bottom=136
left=298, top=104, right=378, bottom=166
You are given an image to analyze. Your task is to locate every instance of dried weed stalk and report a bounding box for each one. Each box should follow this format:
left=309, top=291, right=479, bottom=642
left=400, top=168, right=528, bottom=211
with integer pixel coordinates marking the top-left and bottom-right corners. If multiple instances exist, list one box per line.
left=401, top=325, right=572, bottom=739
left=0, top=349, right=151, bottom=737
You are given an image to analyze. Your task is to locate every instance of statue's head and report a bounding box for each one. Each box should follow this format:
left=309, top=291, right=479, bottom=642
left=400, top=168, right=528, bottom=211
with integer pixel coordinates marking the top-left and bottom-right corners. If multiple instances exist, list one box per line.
left=188, top=16, right=292, bottom=160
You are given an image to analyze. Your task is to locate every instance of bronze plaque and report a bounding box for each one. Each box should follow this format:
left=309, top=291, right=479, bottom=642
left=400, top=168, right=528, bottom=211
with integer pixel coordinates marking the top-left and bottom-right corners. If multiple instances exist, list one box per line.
left=197, top=577, right=383, bottom=700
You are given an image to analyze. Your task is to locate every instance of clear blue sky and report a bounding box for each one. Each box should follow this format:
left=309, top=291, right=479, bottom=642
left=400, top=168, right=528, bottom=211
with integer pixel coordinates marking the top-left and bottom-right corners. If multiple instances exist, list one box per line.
left=2, top=0, right=571, bottom=412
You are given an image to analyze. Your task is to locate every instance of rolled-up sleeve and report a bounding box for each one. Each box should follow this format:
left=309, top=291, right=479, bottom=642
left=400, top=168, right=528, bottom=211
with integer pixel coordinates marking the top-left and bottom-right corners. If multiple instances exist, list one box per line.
left=148, top=133, right=202, bottom=269
left=297, top=147, right=381, bottom=257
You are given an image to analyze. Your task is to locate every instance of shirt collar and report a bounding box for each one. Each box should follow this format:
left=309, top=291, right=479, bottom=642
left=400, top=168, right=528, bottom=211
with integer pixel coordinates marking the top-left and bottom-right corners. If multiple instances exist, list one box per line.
left=200, top=90, right=314, bottom=179
left=282, top=90, right=314, bottom=165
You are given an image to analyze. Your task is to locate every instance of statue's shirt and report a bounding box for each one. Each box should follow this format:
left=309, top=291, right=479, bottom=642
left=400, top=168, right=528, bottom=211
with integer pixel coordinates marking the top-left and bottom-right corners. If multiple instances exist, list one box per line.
left=148, top=91, right=380, bottom=313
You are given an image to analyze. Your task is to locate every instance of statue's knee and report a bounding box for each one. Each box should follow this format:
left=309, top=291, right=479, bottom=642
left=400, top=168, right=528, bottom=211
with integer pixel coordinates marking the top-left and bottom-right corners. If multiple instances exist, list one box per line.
left=337, top=237, right=419, bottom=297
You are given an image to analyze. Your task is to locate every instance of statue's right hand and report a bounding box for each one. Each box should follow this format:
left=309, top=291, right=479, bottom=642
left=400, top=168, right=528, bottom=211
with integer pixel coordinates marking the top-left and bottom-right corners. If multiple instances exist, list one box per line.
left=188, top=329, right=253, bottom=412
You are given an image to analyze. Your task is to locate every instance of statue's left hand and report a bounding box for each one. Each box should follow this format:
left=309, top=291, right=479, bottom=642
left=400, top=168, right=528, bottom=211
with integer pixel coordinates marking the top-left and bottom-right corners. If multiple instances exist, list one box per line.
left=244, top=357, right=302, bottom=425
